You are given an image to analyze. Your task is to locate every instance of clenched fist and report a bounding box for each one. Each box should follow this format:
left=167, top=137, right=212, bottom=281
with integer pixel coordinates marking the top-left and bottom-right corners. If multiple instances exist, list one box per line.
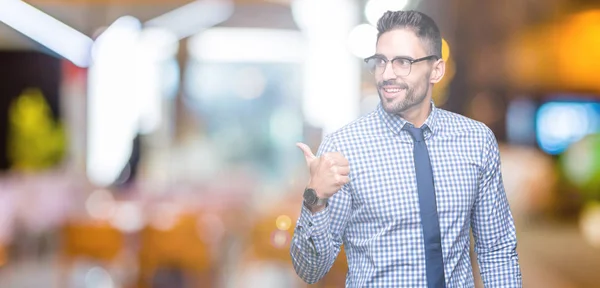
left=296, top=142, right=350, bottom=199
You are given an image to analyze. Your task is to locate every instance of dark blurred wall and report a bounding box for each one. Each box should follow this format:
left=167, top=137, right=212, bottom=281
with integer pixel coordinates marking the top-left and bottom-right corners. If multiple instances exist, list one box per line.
left=0, top=50, right=61, bottom=170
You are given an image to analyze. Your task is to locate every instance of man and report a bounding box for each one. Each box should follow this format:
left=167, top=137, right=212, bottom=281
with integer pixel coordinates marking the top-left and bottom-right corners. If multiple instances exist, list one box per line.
left=290, top=10, right=522, bottom=288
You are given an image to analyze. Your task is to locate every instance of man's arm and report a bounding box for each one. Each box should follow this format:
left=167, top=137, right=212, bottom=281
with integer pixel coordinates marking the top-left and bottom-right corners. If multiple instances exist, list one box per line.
left=290, top=136, right=352, bottom=284
left=471, top=128, right=522, bottom=287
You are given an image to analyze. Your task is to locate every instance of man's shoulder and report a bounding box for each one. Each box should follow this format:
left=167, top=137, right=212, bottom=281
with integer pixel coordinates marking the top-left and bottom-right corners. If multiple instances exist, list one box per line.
left=436, top=108, right=495, bottom=139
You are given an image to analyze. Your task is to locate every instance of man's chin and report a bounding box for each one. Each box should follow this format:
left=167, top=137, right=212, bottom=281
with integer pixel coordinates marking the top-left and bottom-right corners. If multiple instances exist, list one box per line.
left=381, top=101, right=406, bottom=115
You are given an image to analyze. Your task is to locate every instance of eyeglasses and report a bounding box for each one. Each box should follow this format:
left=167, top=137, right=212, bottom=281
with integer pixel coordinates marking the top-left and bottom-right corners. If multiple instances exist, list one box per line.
left=364, top=55, right=439, bottom=77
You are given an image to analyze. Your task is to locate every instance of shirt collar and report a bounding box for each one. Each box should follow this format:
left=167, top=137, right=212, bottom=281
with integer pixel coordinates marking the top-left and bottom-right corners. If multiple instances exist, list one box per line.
left=377, top=100, right=439, bottom=139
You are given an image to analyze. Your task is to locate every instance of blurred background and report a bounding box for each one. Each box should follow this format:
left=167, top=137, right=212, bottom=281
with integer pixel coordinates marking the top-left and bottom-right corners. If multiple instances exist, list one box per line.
left=0, top=0, right=599, bottom=287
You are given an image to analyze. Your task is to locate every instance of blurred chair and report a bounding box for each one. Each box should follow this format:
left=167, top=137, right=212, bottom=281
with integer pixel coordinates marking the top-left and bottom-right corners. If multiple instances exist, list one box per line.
left=59, top=220, right=125, bottom=287
left=243, top=201, right=348, bottom=288
left=137, top=212, right=218, bottom=288
left=236, top=209, right=299, bottom=288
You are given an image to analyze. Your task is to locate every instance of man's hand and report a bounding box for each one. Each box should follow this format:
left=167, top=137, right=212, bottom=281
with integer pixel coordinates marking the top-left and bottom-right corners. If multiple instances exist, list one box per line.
left=296, top=142, right=350, bottom=200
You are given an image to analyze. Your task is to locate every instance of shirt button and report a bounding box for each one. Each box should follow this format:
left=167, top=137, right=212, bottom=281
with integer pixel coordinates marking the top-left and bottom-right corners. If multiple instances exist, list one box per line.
left=308, top=222, right=313, bottom=227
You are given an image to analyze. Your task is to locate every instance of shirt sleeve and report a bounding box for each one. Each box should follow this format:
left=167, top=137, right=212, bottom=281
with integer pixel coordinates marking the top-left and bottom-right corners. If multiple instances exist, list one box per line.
left=471, top=128, right=523, bottom=287
left=290, top=135, right=353, bottom=284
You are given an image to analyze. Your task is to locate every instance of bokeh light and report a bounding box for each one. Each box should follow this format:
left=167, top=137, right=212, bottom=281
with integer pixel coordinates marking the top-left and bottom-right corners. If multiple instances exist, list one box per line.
left=275, top=215, right=292, bottom=231
left=580, top=202, right=600, bottom=248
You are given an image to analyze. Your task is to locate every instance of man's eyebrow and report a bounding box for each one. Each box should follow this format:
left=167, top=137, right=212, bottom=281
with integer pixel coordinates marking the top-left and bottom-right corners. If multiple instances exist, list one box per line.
left=372, top=54, right=414, bottom=60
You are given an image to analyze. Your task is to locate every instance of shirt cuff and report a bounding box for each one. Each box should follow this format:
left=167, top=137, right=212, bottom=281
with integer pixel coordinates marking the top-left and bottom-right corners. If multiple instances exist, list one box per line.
left=298, top=202, right=330, bottom=238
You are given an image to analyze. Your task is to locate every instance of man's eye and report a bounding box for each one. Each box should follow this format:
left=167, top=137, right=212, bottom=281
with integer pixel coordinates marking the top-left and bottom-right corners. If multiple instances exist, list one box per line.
left=396, top=59, right=411, bottom=66
left=374, top=58, right=386, bottom=65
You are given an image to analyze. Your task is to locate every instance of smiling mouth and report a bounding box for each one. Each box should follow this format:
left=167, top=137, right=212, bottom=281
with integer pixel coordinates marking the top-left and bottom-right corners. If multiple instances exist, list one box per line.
left=382, top=87, right=404, bottom=93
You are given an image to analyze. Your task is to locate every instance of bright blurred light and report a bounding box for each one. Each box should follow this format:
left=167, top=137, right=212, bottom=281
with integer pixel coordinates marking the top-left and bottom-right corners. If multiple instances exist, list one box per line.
left=271, top=230, right=290, bottom=248
left=145, top=0, right=233, bottom=40
left=188, top=28, right=305, bottom=63
left=536, top=102, right=600, bottom=155
left=85, top=189, right=116, bottom=220
left=87, top=16, right=142, bottom=187
left=292, top=0, right=360, bottom=135
left=135, top=28, right=178, bottom=135
left=348, top=24, right=378, bottom=58
left=137, top=27, right=179, bottom=62
left=365, top=0, right=410, bottom=27
left=84, top=267, right=114, bottom=288
left=275, top=215, right=292, bottom=231
left=91, top=16, right=142, bottom=62
left=88, top=17, right=178, bottom=186
left=580, top=202, right=600, bottom=248
left=109, top=201, right=144, bottom=233
left=0, top=0, right=93, bottom=67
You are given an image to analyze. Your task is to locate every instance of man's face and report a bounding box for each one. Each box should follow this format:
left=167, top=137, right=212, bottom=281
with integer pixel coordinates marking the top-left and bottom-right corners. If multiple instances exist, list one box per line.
left=374, top=29, right=438, bottom=115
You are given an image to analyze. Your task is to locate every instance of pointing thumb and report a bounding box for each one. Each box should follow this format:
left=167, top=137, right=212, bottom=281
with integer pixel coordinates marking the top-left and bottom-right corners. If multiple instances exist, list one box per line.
left=296, top=142, right=316, bottom=164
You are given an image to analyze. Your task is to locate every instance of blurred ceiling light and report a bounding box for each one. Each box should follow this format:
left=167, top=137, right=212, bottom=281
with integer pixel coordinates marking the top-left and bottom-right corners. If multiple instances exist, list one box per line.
left=347, top=23, right=377, bottom=58
left=0, top=0, right=93, bottom=67
left=188, top=28, right=305, bottom=63
left=88, top=17, right=180, bottom=187
left=365, top=0, right=410, bottom=27
left=137, top=27, right=179, bottom=62
left=87, top=16, right=143, bottom=187
left=144, top=0, right=234, bottom=40
left=135, top=28, right=178, bottom=136
left=91, top=16, right=142, bottom=62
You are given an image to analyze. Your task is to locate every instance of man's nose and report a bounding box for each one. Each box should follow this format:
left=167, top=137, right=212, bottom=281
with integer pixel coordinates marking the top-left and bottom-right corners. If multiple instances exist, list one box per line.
left=381, top=62, right=396, bottom=81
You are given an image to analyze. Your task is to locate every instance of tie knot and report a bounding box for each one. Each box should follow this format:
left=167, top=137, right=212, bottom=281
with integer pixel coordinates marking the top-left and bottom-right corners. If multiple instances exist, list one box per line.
left=404, top=124, right=425, bottom=142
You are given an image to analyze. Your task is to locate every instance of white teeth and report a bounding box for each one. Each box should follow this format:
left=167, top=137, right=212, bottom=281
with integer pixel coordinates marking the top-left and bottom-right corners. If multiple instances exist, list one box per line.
left=384, top=88, right=402, bottom=93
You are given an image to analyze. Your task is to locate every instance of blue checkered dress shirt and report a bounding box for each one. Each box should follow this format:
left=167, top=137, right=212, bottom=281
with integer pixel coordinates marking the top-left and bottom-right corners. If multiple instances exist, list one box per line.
left=290, top=102, right=522, bottom=287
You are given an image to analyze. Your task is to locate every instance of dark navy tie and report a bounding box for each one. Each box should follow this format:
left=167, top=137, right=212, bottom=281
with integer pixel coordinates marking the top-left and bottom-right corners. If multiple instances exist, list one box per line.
left=404, top=124, right=446, bottom=288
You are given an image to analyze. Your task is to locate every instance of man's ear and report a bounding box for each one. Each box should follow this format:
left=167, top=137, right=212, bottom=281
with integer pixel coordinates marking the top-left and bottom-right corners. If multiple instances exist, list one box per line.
left=430, top=59, right=445, bottom=84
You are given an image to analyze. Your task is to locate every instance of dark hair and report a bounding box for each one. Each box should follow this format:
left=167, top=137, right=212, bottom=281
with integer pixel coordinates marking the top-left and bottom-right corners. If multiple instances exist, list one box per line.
left=376, top=10, right=442, bottom=58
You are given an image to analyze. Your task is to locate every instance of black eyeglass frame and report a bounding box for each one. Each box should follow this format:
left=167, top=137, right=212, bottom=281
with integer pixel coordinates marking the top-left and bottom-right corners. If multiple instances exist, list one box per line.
left=363, top=55, right=440, bottom=76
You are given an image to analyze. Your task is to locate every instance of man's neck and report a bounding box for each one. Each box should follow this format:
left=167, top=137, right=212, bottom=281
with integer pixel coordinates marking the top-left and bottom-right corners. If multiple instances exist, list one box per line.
left=398, top=99, right=432, bottom=128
